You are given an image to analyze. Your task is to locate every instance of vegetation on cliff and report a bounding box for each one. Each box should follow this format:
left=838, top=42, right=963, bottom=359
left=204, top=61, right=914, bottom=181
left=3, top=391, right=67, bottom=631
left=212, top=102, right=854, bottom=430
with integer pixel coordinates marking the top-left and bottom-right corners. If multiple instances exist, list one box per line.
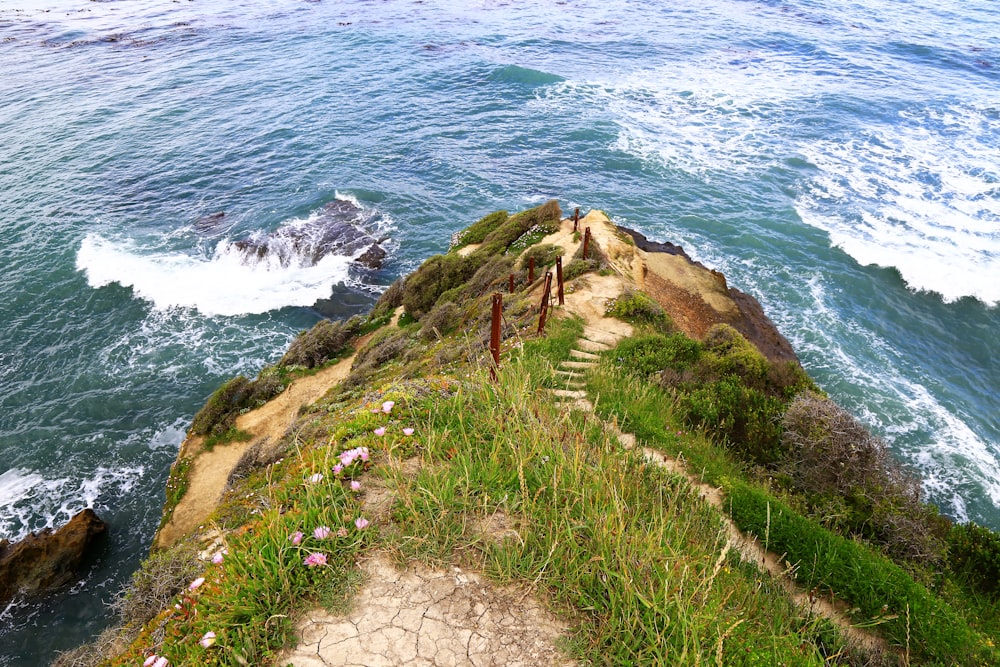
left=60, top=203, right=1000, bottom=667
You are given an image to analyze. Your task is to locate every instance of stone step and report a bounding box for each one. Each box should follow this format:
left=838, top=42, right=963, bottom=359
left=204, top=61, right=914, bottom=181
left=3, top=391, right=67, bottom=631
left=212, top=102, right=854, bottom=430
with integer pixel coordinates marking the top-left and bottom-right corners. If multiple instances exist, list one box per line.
left=581, top=326, right=623, bottom=347
left=569, top=349, right=600, bottom=361
left=559, top=360, right=596, bottom=371
left=575, top=338, right=611, bottom=353
left=554, top=369, right=584, bottom=378
left=552, top=389, right=588, bottom=399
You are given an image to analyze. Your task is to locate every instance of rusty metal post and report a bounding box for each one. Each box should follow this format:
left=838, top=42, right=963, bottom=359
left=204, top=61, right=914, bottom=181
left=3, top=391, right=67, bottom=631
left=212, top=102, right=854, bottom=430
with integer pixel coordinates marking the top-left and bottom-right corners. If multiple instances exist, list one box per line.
left=508, top=273, right=515, bottom=293
left=556, top=255, right=564, bottom=305
left=573, top=207, right=580, bottom=232
left=537, top=272, right=553, bottom=335
left=490, top=292, right=502, bottom=381
left=528, top=255, right=535, bottom=283
left=582, top=226, right=591, bottom=260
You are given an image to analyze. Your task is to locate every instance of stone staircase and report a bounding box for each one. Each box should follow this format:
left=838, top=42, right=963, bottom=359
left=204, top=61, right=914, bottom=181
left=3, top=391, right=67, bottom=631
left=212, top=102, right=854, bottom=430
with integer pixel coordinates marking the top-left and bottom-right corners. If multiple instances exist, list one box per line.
left=551, top=325, right=627, bottom=408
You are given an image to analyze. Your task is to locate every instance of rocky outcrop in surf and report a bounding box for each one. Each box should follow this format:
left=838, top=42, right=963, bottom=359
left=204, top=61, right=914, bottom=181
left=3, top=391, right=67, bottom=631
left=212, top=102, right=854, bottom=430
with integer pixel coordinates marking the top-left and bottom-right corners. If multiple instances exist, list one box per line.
left=0, top=509, right=107, bottom=604
left=231, top=199, right=388, bottom=271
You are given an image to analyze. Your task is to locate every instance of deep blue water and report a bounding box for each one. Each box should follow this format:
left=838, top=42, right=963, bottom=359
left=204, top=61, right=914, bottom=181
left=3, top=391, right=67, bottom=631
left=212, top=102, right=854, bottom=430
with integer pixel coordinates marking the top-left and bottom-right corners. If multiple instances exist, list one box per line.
left=1, top=0, right=998, bottom=663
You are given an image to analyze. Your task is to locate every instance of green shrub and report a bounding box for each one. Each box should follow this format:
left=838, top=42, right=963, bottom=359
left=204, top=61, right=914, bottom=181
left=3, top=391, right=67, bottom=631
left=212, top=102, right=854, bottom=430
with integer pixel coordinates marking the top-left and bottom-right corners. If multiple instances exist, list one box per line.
left=949, top=522, right=1000, bottom=597
left=352, top=328, right=410, bottom=372
left=451, top=210, right=508, bottom=250
left=281, top=316, right=363, bottom=369
left=474, top=200, right=561, bottom=258
left=610, top=333, right=703, bottom=379
left=726, top=482, right=995, bottom=665
left=518, top=243, right=563, bottom=272
left=677, top=378, right=786, bottom=465
left=562, top=258, right=599, bottom=281
left=401, top=253, right=482, bottom=319
left=370, top=278, right=404, bottom=319
left=701, top=324, right=770, bottom=387
left=112, top=542, right=202, bottom=628
left=606, top=288, right=673, bottom=332
left=190, top=375, right=252, bottom=436
left=782, top=392, right=948, bottom=564
left=460, top=254, right=515, bottom=300
left=420, top=301, right=461, bottom=341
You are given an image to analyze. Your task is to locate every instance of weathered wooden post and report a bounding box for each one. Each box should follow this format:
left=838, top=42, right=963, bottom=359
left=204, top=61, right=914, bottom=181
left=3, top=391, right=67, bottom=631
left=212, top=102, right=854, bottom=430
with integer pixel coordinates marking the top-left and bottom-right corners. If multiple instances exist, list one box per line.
left=556, top=255, right=565, bottom=305
left=583, top=227, right=591, bottom=260
left=490, top=292, right=502, bottom=382
left=508, top=273, right=515, bottom=293
left=528, top=256, right=535, bottom=283
left=573, top=207, right=580, bottom=232
left=537, top=272, right=553, bottom=335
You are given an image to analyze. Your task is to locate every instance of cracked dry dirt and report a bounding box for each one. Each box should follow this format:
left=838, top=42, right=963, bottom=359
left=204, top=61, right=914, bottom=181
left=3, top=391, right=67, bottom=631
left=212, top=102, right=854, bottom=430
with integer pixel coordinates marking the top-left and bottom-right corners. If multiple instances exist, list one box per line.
left=283, top=556, right=574, bottom=667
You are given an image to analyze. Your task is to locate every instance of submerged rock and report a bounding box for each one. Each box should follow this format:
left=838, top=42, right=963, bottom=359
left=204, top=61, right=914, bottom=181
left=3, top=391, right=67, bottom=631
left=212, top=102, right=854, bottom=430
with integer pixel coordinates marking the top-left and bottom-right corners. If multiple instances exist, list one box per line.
left=232, top=199, right=387, bottom=269
left=0, top=509, right=108, bottom=604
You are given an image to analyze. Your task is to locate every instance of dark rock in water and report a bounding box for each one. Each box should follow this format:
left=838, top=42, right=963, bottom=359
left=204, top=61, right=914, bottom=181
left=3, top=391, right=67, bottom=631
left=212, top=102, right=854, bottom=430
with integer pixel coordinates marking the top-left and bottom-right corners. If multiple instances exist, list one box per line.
left=193, top=211, right=226, bottom=233
left=231, top=199, right=387, bottom=269
left=355, top=243, right=387, bottom=270
left=312, top=282, right=379, bottom=320
left=619, top=226, right=691, bottom=260
left=0, top=509, right=108, bottom=604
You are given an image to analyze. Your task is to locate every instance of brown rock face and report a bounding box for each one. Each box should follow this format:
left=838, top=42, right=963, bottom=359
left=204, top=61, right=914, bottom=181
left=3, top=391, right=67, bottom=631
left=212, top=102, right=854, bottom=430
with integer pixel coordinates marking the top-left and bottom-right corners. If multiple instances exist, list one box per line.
left=619, top=226, right=799, bottom=363
left=0, top=508, right=108, bottom=604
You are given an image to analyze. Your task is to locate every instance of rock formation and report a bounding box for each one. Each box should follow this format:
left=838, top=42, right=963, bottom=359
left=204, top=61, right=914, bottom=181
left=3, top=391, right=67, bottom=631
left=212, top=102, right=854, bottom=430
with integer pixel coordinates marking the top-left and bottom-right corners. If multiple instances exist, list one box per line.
left=0, top=508, right=108, bottom=604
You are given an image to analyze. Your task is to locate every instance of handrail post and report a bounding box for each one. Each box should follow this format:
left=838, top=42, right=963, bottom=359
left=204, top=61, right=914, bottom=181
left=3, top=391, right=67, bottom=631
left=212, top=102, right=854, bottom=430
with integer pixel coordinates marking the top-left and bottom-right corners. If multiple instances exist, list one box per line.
left=490, top=292, right=502, bottom=381
left=537, top=272, right=553, bottom=335
left=528, top=256, right=535, bottom=283
left=556, top=255, right=565, bottom=305
left=582, top=226, right=591, bottom=260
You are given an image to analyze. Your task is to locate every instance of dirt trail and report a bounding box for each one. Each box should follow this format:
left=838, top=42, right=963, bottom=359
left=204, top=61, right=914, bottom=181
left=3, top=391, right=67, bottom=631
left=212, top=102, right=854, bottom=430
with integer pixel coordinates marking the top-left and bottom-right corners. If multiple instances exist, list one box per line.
left=156, top=312, right=401, bottom=549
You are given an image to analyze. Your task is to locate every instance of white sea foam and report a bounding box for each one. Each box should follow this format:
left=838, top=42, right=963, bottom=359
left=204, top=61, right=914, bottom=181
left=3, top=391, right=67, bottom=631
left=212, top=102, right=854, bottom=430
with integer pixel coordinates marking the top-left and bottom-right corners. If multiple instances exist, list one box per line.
left=784, top=275, right=1000, bottom=522
left=77, top=233, right=353, bottom=317
left=0, top=465, right=145, bottom=541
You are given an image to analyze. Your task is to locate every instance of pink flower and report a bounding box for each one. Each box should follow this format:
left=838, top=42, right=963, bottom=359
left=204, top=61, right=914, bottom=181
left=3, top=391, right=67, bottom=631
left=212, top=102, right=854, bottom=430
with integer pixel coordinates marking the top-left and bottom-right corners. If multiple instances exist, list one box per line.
left=289, top=531, right=303, bottom=545
left=308, top=473, right=324, bottom=484
left=143, top=656, right=158, bottom=667
left=211, top=550, right=226, bottom=564
left=355, top=517, right=370, bottom=530
left=304, top=552, right=327, bottom=567
left=374, top=427, right=386, bottom=436
left=314, top=526, right=331, bottom=540
left=199, top=631, right=217, bottom=648
left=153, top=658, right=169, bottom=667
left=359, top=447, right=369, bottom=462
left=337, top=527, right=349, bottom=537
left=189, top=577, right=205, bottom=591
left=350, top=480, right=361, bottom=492
left=382, top=400, right=395, bottom=413
left=403, top=427, right=414, bottom=436
left=333, top=463, right=343, bottom=474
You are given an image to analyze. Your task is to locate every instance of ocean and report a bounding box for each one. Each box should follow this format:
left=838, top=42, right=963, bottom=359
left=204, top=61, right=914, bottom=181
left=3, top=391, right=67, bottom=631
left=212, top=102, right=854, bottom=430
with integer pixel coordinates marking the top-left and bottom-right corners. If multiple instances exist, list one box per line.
left=0, top=0, right=997, bottom=663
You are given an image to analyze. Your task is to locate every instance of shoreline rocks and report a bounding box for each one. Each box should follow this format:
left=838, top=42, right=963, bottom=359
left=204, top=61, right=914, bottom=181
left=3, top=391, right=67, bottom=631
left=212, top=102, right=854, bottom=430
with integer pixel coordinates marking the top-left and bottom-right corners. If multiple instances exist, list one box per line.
left=0, top=509, right=108, bottom=604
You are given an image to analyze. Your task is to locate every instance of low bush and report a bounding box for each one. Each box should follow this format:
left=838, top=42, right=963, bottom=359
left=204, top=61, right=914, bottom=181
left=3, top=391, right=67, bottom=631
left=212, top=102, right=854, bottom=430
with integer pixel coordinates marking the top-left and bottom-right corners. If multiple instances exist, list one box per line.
left=112, top=542, right=202, bottom=628
left=948, top=521, right=1000, bottom=597
left=370, top=278, right=404, bottom=320
left=451, top=210, right=508, bottom=250
left=281, top=316, right=363, bottom=369
left=190, top=376, right=253, bottom=437
left=518, top=243, right=563, bottom=272
left=726, top=481, right=995, bottom=665
left=420, top=301, right=461, bottom=341
left=782, top=392, right=948, bottom=564
left=401, top=253, right=481, bottom=319
left=474, top=200, right=561, bottom=258
left=611, top=333, right=703, bottom=379
left=461, top=255, right=515, bottom=300
left=352, top=328, right=410, bottom=372
left=562, top=258, right=599, bottom=281
left=605, top=288, right=673, bottom=333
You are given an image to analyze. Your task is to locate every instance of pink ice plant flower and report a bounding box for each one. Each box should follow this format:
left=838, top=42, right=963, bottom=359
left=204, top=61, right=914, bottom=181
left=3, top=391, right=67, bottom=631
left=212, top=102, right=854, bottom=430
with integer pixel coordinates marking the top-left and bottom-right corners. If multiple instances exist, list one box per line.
left=374, top=427, right=386, bottom=436
left=143, top=656, right=157, bottom=667
left=211, top=549, right=226, bottom=564
left=350, top=480, right=361, bottom=492
left=153, top=658, right=169, bottom=667
left=199, top=631, right=217, bottom=648
left=333, top=463, right=343, bottom=474
left=189, top=577, right=205, bottom=591
left=340, top=446, right=370, bottom=466
left=308, top=473, right=324, bottom=484
left=304, top=552, right=327, bottom=567
left=355, top=517, right=370, bottom=530
left=289, top=531, right=304, bottom=545
left=314, top=526, right=331, bottom=539
left=382, top=400, right=395, bottom=413
left=403, top=427, right=414, bottom=436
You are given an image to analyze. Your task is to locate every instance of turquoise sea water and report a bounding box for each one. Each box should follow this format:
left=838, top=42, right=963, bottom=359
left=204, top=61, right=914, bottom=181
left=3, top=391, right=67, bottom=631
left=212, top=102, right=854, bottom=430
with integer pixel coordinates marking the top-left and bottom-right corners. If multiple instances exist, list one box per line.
left=1, top=0, right=997, bottom=663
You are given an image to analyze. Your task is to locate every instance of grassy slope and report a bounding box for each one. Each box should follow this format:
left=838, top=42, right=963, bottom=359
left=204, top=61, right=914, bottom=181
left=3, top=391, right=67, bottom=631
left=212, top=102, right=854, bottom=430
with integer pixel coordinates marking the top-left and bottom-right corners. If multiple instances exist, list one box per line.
left=88, top=205, right=1000, bottom=667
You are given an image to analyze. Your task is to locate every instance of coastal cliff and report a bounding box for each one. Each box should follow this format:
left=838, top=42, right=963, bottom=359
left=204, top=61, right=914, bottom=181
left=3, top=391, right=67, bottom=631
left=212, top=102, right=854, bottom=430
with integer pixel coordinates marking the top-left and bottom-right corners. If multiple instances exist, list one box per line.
left=59, top=204, right=1000, bottom=667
